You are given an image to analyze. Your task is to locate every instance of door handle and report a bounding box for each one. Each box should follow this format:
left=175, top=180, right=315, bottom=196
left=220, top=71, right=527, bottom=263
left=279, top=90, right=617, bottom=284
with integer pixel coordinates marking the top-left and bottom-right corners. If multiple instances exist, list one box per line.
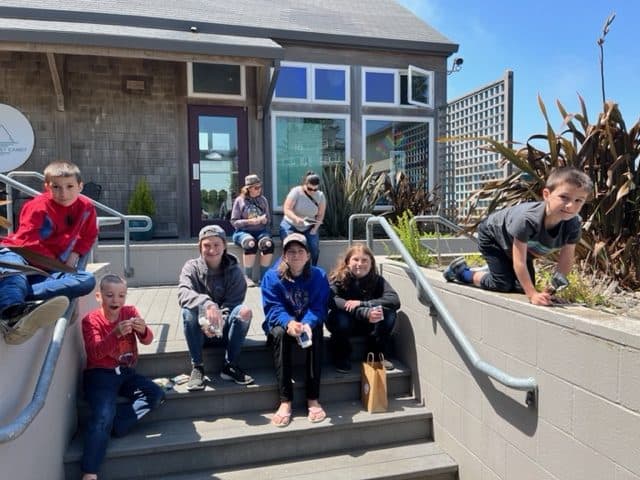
left=193, top=163, right=200, bottom=180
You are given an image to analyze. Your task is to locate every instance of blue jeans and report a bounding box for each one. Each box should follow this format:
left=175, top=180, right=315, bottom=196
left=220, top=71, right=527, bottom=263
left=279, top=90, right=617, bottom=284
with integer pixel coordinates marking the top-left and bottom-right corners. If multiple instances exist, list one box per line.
left=81, top=367, right=165, bottom=474
left=0, top=249, right=96, bottom=315
left=279, top=220, right=320, bottom=266
left=326, top=308, right=396, bottom=361
left=182, top=304, right=250, bottom=366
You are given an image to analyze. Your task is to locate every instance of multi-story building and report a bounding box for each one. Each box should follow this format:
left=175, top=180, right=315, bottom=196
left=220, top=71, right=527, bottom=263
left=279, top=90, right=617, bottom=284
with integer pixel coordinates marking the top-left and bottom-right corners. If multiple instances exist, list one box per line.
left=443, top=70, right=514, bottom=222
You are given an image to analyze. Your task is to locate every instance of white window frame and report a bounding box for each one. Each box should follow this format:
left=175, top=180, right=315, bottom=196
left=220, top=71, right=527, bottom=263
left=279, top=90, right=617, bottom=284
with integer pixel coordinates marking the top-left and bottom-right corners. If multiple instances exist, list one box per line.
left=187, top=62, right=246, bottom=100
left=362, top=67, right=399, bottom=106
left=271, top=111, right=351, bottom=211
left=407, top=65, right=435, bottom=108
left=361, top=115, right=436, bottom=194
left=311, top=63, right=350, bottom=105
left=273, top=62, right=350, bottom=105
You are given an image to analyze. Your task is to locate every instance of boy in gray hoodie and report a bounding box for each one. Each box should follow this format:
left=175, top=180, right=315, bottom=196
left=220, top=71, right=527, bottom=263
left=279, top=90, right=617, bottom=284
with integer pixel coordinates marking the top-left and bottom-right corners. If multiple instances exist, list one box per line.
left=178, top=225, right=254, bottom=391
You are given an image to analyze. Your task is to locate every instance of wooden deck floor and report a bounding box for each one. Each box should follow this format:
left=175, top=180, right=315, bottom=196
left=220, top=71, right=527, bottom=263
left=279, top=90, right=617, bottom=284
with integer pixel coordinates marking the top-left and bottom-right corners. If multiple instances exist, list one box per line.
left=128, top=285, right=267, bottom=355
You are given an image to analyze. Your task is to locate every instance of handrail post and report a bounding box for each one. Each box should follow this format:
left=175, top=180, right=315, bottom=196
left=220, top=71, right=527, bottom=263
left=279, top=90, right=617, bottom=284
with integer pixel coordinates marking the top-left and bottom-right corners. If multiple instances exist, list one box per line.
left=348, top=213, right=374, bottom=245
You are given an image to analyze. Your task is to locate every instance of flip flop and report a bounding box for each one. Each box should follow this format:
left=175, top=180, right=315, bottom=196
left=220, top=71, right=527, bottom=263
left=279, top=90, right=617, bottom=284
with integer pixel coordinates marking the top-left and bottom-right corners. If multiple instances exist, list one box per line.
left=271, top=410, right=291, bottom=428
left=307, top=405, right=326, bottom=423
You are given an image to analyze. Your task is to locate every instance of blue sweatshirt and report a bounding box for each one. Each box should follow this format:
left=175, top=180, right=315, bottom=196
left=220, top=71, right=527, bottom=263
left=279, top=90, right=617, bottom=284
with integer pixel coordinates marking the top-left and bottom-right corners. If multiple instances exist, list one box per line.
left=261, top=265, right=330, bottom=335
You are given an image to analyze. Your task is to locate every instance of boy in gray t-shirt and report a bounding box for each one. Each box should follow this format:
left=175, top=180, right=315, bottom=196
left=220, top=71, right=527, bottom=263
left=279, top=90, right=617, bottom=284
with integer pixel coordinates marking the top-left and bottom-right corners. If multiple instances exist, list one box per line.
left=443, top=167, right=592, bottom=306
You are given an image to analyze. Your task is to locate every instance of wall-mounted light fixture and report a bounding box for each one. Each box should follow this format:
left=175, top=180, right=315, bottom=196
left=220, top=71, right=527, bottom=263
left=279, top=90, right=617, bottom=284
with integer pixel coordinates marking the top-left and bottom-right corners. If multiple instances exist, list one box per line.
left=447, top=57, right=464, bottom=75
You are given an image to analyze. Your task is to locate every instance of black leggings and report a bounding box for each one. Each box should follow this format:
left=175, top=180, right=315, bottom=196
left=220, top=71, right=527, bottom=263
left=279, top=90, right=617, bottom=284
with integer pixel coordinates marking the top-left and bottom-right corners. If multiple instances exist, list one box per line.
left=268, top=324, right=323, bottom=402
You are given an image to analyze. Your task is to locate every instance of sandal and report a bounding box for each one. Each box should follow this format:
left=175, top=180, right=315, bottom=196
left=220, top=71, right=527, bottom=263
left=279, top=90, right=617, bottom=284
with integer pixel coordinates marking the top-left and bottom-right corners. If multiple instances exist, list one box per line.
left=271, top=410, right=291, bottom=428
left=307, top=405, right=326, bottom=423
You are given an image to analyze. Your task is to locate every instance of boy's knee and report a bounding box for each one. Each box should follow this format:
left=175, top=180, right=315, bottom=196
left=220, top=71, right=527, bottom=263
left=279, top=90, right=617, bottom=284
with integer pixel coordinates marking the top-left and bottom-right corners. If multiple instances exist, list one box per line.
left=237, top=306, right=252, bottom=322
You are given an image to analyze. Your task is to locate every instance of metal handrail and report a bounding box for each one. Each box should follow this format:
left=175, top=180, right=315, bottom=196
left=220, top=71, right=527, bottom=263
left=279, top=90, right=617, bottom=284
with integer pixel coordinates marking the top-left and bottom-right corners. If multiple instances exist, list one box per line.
left=0, top=256, right=87, bottom=443
left=410, top=214, right=478, bottom=265
left=362, top=215, right=538, bottom=406
left=2, top=171, right=151, bottom=276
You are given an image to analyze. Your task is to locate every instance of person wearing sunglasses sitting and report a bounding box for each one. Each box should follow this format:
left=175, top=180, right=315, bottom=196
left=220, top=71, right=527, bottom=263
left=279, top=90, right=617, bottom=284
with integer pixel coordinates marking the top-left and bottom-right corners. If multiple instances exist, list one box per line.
left=279, top=171, right=326, bottom=266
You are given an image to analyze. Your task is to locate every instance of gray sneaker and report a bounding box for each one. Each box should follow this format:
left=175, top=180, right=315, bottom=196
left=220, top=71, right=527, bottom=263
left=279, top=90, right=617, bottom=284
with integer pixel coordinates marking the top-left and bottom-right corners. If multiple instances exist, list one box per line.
left=443, top=257, right=469, bottom=282
left=1, top=296, right=69, bottom=345
left=187, top=366, right=205, bottom=391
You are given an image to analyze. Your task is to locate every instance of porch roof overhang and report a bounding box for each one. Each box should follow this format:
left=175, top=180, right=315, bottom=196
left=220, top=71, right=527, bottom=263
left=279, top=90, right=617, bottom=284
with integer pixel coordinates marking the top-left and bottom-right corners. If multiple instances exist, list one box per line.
left=0, top=18, right=284, bottom=65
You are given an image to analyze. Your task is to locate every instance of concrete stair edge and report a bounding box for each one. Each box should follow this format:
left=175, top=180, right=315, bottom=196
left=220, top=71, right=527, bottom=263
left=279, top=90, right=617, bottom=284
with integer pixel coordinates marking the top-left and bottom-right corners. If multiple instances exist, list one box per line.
left=145, top=441, right=458, bottom=480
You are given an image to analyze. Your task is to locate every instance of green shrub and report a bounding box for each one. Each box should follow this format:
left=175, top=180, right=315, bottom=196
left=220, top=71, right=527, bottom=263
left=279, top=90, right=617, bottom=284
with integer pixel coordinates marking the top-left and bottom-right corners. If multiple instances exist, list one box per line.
left=391, top=210, right=433, bottom=267
left=127, top=178, right=156, bottom=217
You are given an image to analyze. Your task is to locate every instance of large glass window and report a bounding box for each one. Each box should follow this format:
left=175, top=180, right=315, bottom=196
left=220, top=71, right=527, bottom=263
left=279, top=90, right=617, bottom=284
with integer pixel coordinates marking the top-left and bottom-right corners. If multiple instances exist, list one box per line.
left=187, top=62, right=245, bottom=99
left=363, top=116, right=435, bottom=192
left=272, top=113, right=349, bottom=207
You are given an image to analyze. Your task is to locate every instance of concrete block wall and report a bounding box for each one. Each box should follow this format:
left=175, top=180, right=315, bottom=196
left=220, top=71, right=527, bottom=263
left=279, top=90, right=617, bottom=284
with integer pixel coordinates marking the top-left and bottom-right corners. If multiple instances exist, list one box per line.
left=383, top=261, right=640, bottom=480
left=0, top=263, right=108, bottom=480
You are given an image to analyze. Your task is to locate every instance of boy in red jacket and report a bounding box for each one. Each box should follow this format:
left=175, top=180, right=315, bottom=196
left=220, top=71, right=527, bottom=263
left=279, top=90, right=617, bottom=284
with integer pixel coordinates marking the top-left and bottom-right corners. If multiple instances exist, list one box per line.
left=0, top=160, right=98, bottom=344
left=80, top=274, right=164, bottom=480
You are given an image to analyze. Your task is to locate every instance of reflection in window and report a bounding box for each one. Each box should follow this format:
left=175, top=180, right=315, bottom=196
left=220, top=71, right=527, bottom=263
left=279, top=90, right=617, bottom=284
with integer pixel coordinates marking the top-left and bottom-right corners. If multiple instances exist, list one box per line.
left=273, top=115, right=348, bottom=205
left=364, top=118, right=432, bottom=190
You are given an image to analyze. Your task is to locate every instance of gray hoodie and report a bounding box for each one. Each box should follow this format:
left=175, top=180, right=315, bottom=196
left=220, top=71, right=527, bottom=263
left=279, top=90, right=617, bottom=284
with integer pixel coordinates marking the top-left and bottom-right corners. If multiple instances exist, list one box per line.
left=177, top=252, right=247, bottom=311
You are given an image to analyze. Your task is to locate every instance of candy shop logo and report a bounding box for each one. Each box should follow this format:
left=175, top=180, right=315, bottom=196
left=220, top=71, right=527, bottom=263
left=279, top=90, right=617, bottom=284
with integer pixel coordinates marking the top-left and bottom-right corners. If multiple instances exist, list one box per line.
left=0, top=104, right=34, bottom=172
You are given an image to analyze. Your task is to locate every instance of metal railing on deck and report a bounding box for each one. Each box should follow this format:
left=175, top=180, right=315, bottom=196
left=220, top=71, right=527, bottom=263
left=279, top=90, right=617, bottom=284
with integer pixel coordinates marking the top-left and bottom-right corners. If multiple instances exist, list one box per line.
left=350, top=214, right=538, bottom=406
left=410, top=214, right=478, bottom=265
left=3, top=171, right=151, bottom=276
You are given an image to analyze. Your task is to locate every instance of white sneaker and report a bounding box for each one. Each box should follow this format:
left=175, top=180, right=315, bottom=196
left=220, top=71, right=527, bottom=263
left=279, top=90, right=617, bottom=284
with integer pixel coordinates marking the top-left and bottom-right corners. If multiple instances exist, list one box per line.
left=2, top=296, right=69, bottom=345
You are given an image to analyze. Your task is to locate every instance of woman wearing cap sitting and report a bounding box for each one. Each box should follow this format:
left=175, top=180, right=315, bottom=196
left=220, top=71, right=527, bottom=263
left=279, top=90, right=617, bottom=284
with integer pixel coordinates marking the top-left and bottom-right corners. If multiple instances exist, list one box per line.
left=279, top=171, right=326, bottom=266
left=261, top=233, right=330, bottom=427
left=231, top=174, right=274, bottom=286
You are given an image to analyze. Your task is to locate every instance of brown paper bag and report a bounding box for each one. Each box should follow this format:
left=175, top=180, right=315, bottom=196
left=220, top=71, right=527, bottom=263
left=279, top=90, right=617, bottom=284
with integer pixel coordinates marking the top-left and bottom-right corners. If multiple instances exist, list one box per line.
left=361, top=352, right=388, bottom=413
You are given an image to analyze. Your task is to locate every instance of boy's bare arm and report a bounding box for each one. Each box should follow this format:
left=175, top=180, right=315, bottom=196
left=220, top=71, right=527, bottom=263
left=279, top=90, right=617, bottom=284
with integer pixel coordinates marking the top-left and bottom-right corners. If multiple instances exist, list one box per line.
left=512, top=240, right=551, bottom=305
left=555, top=244, right=575, bottom=276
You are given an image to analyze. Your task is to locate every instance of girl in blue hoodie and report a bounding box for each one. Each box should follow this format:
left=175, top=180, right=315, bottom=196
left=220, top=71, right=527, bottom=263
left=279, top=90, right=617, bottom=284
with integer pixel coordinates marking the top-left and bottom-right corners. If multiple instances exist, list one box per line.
left=261, top=233, right=330, bottom=427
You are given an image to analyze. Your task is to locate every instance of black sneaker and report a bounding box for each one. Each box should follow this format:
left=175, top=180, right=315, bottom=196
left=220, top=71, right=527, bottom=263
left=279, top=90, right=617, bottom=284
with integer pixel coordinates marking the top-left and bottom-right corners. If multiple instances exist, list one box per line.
left=335, top=358, right=352, bottom=373
left=220, top=362, right=254, bottom=385
left=187, top=366, right=205, bottom=391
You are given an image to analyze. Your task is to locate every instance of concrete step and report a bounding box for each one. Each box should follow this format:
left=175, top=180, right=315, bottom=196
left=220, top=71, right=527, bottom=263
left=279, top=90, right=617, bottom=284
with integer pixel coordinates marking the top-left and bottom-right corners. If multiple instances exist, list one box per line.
left=149, top=441, right=457, bottom=480
left=76, top=363, right=412, bottom=426
left=64, top=397, right=433, bottom=480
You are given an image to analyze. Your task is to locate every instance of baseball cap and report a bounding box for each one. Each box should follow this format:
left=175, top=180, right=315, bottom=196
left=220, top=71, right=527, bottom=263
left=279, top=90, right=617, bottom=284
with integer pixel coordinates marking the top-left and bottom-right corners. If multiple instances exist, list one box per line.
left=282, top=233, right=308, bottom=251
left=198, top=225, right=226, bottom=242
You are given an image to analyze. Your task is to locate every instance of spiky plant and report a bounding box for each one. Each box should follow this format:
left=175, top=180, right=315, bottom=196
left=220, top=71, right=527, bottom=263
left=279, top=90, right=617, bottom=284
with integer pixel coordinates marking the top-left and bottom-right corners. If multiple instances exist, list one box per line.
left=461, top=97, right=640, bottom=289
left=321, top=160, right=386, bottom=238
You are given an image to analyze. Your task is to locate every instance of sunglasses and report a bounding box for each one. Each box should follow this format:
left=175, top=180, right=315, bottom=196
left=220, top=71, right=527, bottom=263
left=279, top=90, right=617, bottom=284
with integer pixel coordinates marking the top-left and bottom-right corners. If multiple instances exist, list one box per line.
left=306, top=185, right=319, bottom=192
left=249, top=184, right=262, bottom=190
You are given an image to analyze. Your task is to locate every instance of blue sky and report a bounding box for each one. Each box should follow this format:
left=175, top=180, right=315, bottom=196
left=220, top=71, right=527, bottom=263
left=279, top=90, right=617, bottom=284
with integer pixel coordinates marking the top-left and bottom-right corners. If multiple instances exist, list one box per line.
left=398, top=0, right=639, bottom=143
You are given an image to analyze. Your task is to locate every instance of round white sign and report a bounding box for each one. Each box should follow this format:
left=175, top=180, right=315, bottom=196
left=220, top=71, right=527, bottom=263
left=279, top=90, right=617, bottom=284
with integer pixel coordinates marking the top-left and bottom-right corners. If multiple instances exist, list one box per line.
left=0, top=104, right=35, bottom=173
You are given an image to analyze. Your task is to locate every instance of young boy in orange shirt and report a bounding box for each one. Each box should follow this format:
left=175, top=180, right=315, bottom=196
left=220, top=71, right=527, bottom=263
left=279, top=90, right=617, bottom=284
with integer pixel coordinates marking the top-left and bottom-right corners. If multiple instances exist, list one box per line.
left=0, top=160, right=97, bottom=344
